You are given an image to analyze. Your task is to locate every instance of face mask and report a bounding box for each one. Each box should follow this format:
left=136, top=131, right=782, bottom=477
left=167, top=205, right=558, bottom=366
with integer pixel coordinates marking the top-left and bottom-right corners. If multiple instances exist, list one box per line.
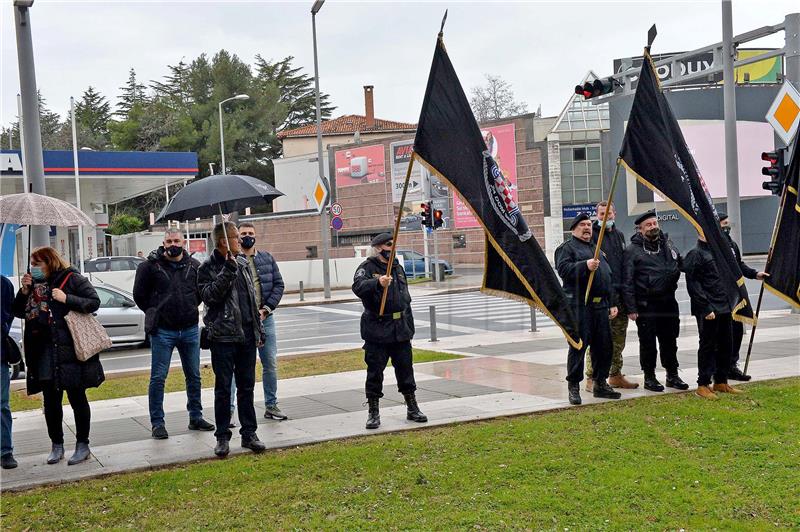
left=241, top=236, right=256, bottom=249
left=645, top=228, right=660, bottom=240
left=605, top=220, right=614, bottom=228
left=30, top=266, right=46, bottom=281
left=165, top=245, right=183, bottom=258
left=721, top=226, right=731, bottom=235
left=379, top=249, right=392, bottom=261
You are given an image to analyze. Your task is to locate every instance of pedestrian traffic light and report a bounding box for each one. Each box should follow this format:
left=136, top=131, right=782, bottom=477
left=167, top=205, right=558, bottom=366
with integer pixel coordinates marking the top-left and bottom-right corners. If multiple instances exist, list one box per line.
left=421, top=202, right=432, bottom=227
left=433, top=208, right=444, bottom=229
left=574, top=77, right=618, bottom=100
left=761, top=149, right=787, bottom=195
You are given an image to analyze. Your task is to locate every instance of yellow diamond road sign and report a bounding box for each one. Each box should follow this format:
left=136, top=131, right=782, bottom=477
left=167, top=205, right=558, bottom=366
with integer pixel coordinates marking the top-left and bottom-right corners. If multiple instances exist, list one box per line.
left=765, top=81, right=800, bottom=145
left=313, top=175, right=329, bottom=214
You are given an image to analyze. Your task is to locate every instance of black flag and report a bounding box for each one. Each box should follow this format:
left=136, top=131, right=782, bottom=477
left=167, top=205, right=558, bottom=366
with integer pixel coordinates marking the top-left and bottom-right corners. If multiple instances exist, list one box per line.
left=413, top=34, right=582, bottom=348
left=620, top=50, right=754, bottom=324
left=764, top=131, right=800, bottom=308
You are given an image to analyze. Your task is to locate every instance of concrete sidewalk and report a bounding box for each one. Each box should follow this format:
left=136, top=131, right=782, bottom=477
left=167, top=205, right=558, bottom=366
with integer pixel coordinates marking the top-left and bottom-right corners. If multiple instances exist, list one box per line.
left=2, top=309, right=797, bottom=492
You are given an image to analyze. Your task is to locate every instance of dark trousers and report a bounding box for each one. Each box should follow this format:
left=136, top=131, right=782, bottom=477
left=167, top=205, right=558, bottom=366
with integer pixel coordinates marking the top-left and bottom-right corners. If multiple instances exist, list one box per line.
left=364, top=341, right=417, bottom=399
left=41, top=383, right=91, bottom=444
left=210, top=339, right=257, bottom=440
left=566, top=304, right=612, bottom=384
left=696, top=312, right=733, bottom=386
left=731, top=320, right=744, bottom=368
left=636, top=298, right=680, bottom=375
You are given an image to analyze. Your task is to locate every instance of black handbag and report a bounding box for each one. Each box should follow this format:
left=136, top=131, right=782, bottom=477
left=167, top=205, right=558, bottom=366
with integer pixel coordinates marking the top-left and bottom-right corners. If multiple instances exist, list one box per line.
left=1, top=335, right=22, bottom=366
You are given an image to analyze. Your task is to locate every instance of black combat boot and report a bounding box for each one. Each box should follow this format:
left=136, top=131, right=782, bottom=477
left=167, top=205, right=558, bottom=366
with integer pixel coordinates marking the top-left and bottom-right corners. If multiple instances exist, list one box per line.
left=365, top=397, right=380, bottom=429
left=568, top=382, right=582, bottom=405
left=666, top=371, right=690, bottom=390
left=644, top=372, right=665, bottom=392
left=593, top=380, right=622, bottom=399
left=404, top=393, right=428, bottom=423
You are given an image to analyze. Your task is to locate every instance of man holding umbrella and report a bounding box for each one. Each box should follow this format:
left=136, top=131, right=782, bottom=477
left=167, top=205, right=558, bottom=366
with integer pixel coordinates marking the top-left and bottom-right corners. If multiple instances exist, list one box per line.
left=198, top=221, right=266, bottom=458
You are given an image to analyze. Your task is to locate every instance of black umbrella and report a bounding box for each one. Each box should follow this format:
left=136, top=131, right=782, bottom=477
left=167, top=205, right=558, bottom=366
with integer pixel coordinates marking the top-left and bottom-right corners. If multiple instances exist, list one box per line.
left=156, top=174, right=283, bottom=251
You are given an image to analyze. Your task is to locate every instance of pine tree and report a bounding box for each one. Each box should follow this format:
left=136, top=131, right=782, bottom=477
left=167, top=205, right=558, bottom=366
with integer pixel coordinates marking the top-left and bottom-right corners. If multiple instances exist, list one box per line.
left=116, top=68, right=147, bottom=118
left=75, top=86, right=112, bottom=149
left=151, top=60, right=191, bottom=107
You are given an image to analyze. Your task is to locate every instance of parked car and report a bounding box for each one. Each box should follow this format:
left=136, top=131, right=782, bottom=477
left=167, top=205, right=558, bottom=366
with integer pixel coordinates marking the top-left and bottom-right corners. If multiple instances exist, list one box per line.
left=83, top=256, right=145, bottom=273
left=395, top=249, right=453, bottom=278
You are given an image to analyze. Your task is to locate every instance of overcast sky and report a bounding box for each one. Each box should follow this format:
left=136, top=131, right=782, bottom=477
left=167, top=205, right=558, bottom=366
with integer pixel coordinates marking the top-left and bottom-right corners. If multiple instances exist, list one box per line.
left=1, top=0, right=797, bottom=131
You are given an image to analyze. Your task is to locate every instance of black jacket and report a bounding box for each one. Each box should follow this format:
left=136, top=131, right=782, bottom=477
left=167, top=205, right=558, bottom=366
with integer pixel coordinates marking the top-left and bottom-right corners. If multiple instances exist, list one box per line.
left=251, top=250, right=284, bottom=311
left=12, top=268, right=104, bottom=394
left=622, top=232, right=682, bottom=313
left=684, top=240, right=731, bottom=316
left=724, top=234, right=759, bottom=280
left=555, top=236, right=615, bottom=307
left=132, top=247, right=201, bottom=331
left=1, top=275, right=14, bottom=364
left=352, top=256, right=415, bottom=344
left=592, top=221, right=626, bottom=297
left=198, top=250, right=265, bottom=344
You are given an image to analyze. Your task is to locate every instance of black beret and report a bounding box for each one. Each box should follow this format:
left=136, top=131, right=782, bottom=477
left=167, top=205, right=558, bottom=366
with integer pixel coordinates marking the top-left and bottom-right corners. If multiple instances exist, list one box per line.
left=370, top=232, right=393, bottom=246
left=718, top=212, right=728, bottom=222
left=634, top=210, right=657, bottom=225
left=569, top=213, right=591, bottom=230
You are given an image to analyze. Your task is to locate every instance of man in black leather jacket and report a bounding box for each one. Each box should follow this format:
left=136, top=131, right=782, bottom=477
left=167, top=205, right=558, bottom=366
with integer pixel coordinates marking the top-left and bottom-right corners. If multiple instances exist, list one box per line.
left=622, top=211, right=689, bottom=392
left=352, top=233, right=427, bottom=430
left=555, top=213, right=621, bottom=405
left=198, top=222, right=266, bottom=457
left=719, top=213, right=768, bottom=381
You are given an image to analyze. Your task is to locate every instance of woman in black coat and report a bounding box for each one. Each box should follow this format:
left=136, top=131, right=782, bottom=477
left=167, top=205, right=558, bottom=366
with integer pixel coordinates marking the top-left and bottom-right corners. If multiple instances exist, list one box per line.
left=12, top=247, right=104, bottom=465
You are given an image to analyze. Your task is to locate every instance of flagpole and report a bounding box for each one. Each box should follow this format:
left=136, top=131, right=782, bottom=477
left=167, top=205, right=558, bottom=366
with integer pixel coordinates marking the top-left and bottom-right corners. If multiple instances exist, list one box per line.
left=379, top=152, right=416, bottom=316
left=743, top=178, right=789, bottom=374
left=585, top=158, right=622, bottom=305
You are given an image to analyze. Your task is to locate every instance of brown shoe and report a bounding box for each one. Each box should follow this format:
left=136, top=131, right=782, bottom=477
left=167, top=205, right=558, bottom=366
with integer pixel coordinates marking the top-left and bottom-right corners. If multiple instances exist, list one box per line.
left=585, top=378, right=594, bottom=392
left=713, top=383, right=744, bottom=394
left=608, top=374, right=640, bottom=389
left=695, top=385, right=719, bottom=400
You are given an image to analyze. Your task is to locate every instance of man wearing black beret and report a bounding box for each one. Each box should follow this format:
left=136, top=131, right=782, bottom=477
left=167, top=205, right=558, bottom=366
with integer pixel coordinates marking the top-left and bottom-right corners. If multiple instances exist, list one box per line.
left=718, top=213, right=768, bottom=381
left=622, top=210, right=690, bottom=392
left=555, top=213, right=622, bottom=405
left=352, top=233, right=427, bottom=429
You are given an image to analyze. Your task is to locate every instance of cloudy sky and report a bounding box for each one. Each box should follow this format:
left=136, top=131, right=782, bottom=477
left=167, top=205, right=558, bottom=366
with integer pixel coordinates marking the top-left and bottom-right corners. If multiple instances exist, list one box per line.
left=1, top=0, right=796, bottom=130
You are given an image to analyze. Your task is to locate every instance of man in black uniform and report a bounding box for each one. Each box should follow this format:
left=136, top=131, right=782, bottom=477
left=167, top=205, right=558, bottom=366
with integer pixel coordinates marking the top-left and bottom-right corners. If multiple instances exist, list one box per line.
left=585, top=201, right=638, bottom=391
left=352, top=233, right=427, bottom=429
left=719, top=213, right=768, bottom=381
left=684, top=232, right=744, bottom=399
left=622, top=211, right=690, bottom=392
left=556, top=213, right=622, bottom=405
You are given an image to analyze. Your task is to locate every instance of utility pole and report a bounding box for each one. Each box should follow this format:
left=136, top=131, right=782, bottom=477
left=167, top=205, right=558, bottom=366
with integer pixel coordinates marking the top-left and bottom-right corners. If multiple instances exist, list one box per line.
left=786, top=13, right=800, bottom=98
left=722, top=0, right=742, bottom=245
left=14, top=1, right=49, bottom=248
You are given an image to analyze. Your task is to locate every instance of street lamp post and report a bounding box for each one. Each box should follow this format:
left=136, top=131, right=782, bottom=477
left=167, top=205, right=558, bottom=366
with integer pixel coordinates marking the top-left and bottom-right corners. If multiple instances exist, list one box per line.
left=312, top=0, right=332, bottom=299
left=218, top=94, right=249, bottom=175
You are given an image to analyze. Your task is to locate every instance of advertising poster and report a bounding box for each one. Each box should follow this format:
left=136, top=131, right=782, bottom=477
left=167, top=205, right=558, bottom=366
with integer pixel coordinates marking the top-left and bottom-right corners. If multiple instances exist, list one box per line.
left=454, top=122, right=517, bottom=228
left=392, top=140, right=453, bottom=232
left=334, top=144, right=386, bottom=187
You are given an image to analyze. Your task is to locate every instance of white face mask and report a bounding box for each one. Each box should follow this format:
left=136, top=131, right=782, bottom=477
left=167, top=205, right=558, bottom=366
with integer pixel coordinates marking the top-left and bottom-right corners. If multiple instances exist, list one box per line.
left=605, top=220, right=615, bottom=228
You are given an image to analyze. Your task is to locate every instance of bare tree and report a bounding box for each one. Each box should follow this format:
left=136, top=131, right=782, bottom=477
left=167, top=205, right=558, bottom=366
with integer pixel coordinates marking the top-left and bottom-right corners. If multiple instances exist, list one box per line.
left=469, top=74, right=528, bottom=123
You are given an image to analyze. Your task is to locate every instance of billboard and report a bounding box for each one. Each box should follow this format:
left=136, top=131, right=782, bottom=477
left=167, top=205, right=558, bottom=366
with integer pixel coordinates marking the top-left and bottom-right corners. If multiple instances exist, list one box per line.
left=334, top=144, right=386, bottom=187
left=391, top=140, right=453, bottom=231
left=453, top=122, right=518, bottom=228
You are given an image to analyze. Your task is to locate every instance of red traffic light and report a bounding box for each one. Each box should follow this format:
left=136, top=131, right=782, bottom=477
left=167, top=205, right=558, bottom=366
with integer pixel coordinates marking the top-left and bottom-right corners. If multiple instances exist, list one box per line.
left=575, top=77, right=617, bottom=100
left=761, top=151, right=778, bottom=164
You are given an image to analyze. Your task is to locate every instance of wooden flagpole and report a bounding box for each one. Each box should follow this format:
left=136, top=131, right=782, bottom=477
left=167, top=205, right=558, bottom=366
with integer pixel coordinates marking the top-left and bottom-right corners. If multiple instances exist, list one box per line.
left=743, top=177, right=789, bottom=374
left=379, top=152, right=417, bottom=316
left=585, top=158, right=622, bottom=304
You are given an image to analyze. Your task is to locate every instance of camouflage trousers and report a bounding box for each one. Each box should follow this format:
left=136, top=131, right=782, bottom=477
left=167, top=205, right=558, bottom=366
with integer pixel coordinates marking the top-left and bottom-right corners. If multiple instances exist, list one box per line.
left=586, top=303, right=628, bottom=378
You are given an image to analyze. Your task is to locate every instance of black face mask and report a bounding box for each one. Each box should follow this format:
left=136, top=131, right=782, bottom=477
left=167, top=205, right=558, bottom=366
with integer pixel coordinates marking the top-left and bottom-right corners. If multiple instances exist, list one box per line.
left=379, top=249, right=392, bottom=261
left=721, top=226, right=731, bottom=235
left=241, top=236, right=256, bottom=249
left=645, top=228, right=661, bottom=240
left=165, top=245, right=183, bottom=258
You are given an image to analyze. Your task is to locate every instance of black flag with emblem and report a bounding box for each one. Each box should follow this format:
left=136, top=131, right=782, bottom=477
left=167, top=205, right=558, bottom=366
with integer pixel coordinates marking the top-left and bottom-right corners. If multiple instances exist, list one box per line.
left=412, top=33, right=581, bottom=349
left=619, top=50, right=753, bottom=324
left=764, top=131, right=800, bottom=308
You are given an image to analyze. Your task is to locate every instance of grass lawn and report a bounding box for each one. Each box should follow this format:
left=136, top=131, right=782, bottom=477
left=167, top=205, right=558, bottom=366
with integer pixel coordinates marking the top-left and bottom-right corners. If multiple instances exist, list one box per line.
left=8, top=348, right=461, bottom=412
left=3, top=378, right=798, bottom=530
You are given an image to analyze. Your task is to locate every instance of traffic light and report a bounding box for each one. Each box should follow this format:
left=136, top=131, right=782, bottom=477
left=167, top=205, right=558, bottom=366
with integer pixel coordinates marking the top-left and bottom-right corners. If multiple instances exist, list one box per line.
left=420, top=202, right=432, bottom=227
left=761, top=149, right=787, bottom=195
left=574, top=77, right=618, bottom=100
left=433, top=208, right=444, bottom=229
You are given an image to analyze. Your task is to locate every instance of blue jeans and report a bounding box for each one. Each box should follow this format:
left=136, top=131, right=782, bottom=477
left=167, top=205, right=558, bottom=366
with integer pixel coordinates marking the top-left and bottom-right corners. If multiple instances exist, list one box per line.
left=231, top=314, right=278, bottom=409
left=1, top=362, right=12, bottom=457
left=148, top=326, right=203, bottom=427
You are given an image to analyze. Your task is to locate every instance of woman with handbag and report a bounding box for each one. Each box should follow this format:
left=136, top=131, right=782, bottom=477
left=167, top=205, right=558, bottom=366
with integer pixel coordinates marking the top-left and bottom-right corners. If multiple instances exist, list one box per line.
left=12, top=247, right=104, bottom=465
